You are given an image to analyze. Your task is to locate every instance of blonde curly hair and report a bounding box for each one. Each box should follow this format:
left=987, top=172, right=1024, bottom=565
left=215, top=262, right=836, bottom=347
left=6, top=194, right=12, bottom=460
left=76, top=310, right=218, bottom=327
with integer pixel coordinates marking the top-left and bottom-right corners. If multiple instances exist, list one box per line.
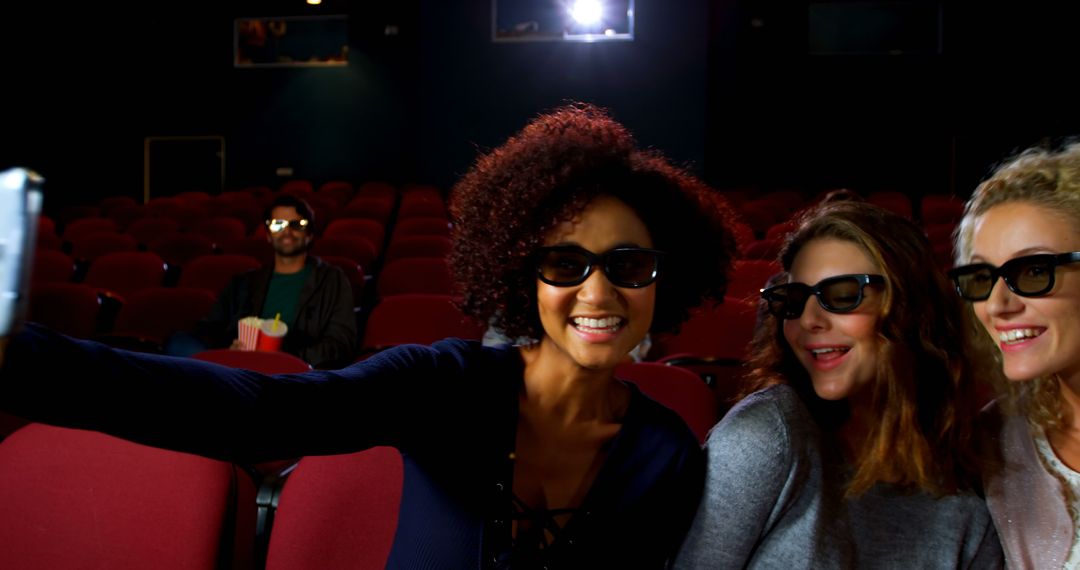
left=954, top=141, right=1080, bottom=431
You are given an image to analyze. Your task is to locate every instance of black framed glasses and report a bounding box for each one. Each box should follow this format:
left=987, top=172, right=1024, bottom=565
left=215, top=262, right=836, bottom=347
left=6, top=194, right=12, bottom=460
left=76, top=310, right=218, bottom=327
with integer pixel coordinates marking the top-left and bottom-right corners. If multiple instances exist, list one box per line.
left=535, top=245, right=665, bottom=288
left=948, top=252, right=1080, bottom=301
left=761, top=274, right=885, bottom=319
left=266, top=218, right=310, bottom=233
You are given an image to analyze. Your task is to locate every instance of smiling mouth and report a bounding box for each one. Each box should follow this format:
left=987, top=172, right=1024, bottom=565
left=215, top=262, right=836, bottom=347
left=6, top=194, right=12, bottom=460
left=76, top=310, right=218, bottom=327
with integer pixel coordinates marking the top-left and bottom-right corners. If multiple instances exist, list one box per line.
left=810, top=347, right=849, bottom=361
left=571, top=316, right=625, bottom=334
left=999, top=328, right=1044, bottom=345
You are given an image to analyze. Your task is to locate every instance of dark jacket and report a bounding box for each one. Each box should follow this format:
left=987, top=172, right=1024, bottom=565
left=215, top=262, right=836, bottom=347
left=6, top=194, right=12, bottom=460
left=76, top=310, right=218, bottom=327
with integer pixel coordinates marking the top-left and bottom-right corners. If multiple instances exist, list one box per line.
left=195, top=256, right=356, bottom=368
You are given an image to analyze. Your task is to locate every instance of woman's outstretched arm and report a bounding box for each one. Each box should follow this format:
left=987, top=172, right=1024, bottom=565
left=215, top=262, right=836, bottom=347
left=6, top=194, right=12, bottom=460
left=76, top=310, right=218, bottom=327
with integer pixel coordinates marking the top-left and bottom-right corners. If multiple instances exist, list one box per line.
left=0, top=323, right=456, bottom=464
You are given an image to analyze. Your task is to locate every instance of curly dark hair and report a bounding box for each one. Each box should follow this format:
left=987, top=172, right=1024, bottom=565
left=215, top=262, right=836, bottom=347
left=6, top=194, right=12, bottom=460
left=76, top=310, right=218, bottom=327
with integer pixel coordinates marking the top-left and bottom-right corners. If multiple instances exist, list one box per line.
left=449, top=103, right=738, bottom=341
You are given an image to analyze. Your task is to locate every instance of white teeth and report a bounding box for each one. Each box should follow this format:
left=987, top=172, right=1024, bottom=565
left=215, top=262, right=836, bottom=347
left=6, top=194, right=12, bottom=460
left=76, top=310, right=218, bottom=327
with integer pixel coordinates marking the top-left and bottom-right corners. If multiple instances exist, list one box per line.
left=810, top=347, right=847, bottom=355
left=999, top=329, right=1041, bottom=344
left=809, top=347, right=849, bottom=360
left=572, top=316, right=623, bottom=330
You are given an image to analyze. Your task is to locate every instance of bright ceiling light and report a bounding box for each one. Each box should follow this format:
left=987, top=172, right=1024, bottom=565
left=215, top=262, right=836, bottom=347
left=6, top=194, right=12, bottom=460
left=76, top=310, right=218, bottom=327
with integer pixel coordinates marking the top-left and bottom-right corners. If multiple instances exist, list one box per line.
left=570, top=0, right=603, bottom=25
left=307, top=0, right=322, bottom=5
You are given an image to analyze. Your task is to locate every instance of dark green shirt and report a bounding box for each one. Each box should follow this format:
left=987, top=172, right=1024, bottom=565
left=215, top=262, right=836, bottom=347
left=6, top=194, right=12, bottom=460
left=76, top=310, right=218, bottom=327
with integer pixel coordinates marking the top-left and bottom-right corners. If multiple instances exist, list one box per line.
left=260, top=265, right=312, bottom=327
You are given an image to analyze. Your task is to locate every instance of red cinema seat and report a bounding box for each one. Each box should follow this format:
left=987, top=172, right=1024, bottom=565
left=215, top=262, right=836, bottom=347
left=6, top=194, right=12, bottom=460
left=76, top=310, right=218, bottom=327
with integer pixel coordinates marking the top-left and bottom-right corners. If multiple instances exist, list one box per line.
left=0, top=424, right=256, bottom=570
left=616, top=362, right=719, bottom=443
left=363, top=294, right=485, bottom=350
left=264, top=447, right=403, bottom=570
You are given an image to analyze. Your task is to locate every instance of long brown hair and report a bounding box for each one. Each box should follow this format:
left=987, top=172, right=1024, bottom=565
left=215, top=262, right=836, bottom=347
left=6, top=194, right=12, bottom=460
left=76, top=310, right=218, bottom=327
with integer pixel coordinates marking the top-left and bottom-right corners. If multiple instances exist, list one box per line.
left=744, top=201, right=989, bottom=495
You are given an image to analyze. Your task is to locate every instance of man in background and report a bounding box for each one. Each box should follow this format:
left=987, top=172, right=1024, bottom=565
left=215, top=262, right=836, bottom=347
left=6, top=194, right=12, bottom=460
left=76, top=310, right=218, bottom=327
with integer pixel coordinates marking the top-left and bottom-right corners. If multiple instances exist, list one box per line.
left=172, top=194, right=357, bottom=369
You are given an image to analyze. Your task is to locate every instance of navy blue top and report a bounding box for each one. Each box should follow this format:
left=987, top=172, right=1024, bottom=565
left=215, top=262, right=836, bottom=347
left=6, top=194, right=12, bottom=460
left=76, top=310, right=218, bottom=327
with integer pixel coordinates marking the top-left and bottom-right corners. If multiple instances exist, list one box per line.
left=0, top=324, right=704, bottom=569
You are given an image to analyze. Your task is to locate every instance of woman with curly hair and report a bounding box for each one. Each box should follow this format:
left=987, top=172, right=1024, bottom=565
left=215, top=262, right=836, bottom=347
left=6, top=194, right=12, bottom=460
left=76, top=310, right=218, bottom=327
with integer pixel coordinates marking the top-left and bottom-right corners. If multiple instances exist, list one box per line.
left=950, top=142, right=1080, bottom=568
left=676, top=201, right=1002, bottom=568
left=0, top=103, right=737, bottom=568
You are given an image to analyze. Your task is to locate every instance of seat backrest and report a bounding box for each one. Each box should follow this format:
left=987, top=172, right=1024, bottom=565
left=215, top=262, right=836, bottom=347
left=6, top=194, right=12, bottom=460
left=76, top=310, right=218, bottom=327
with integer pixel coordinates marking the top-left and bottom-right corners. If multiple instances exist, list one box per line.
left=190, top=217, right=247, bottom=246
left=390, top=217, right=451, bottom=240
left=727, top=259, right=782, bottom=301
left=363, top=294, right=485, bottom=349
left=310, top=236, right=378, bottom=269
left=28, top=282, right=102, bottom=338
left=111, top=287, right=217, bottom=343
left=740, top=238, right=782, bottom=261
left=125, top=217, right=181, bottom=247
left=192, top=349, right=312, bottom=374
left=217, top=236, right=274, bottom=267
left=179, top=254, right=262, bottom=295
left=61, top=217, right=117, bottom=242
left=339, top=198, right=395, bottom=227
left=31, top=249, right=75, bottom=285
left=70, top=231, right=139, bottom=262
left=316, top=255, right=365, bottom=307
left=147, top=234, right=217, bottom=268
left=265, top=447, right=403, bottom=570
left=383, top=235, right=452, bottom=263
left=355, top=181, right=397, bottom=202
left=650, top=296, right=758, bottom=362
left=615, top=362, right=719, bottom=443
left=280, top=179, right=314, bottom=196
left=56, top=206, right=103, bottom=230
left=316, top=181, right=354, bottom=206
left=758, top=190, right=806, bottom=215
left=397, top=194, right=447, bottom=219
left=736, top=200, right=782, bottom=235
left=657, top=355, right=748, bottom=418
left=0, top=424, right=255, bottom=570
left=37, top=215, right=56, bottom=238
left=105, top=203, right=148, bottom=231
left=218, top=204, right=266, bottom=235
left=37, top=231, right=63, bottom=251
left=323, top=218, right=386, bottom=252
left=175, top=191, right=212, bottom=204
left=375, top=258, right=453, bottom=298
left=920, top=194, right=966, bottom=226
left=83, top=251, right=167, bottom=299
left=146, top=200, right=207, bottom=232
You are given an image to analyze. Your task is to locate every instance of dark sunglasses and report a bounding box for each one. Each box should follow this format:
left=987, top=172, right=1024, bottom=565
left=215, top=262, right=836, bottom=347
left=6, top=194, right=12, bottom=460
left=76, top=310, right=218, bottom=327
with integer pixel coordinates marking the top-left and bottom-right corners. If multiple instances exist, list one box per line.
left=535, top=245, right=665, bottom=288
left=266, top=218, right=310, bottom=233
left=761, top=274, right=885, bottom=319
left=948, top=251, right=1080, bottom=301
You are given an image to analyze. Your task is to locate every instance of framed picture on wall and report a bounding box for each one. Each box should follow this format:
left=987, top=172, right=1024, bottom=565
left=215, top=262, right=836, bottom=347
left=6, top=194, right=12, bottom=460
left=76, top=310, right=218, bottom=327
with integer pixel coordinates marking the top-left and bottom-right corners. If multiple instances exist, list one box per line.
left=235, top=15, right=349, bottom=68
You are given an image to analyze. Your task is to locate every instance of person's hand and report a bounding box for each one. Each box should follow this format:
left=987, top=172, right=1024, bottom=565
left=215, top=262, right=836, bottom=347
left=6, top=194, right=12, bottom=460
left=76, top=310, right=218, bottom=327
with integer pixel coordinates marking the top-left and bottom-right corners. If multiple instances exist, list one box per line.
left=229, top=339, right=245, bottom=351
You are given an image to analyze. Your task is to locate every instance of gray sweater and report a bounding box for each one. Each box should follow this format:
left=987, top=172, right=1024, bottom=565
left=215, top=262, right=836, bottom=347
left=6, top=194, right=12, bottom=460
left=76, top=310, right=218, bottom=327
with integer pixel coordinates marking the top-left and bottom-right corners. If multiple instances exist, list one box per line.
left=674, top=384, right=1003, bottom=569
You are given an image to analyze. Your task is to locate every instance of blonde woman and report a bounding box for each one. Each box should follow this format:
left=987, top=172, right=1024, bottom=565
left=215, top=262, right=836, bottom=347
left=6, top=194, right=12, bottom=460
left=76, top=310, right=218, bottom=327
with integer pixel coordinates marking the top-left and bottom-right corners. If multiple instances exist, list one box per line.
left=951, top=142, right=1080, bottom=568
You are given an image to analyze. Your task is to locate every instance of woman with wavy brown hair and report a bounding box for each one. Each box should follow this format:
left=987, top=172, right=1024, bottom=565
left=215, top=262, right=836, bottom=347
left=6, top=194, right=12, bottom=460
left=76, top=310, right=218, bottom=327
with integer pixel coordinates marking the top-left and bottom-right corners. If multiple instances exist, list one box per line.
left=676, top=201, right=1002, bottom=568
left=0, top=103, right=738, bottom=569
left=951, top=142, right=1080, bottom=569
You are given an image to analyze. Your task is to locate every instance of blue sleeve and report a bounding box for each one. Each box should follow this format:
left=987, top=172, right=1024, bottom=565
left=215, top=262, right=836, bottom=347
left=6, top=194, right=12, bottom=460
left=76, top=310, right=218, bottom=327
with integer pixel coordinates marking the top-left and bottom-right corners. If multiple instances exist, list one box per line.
left=0, top=323, right=469, bottom=464
left=674, top=386, right=801, bottom=569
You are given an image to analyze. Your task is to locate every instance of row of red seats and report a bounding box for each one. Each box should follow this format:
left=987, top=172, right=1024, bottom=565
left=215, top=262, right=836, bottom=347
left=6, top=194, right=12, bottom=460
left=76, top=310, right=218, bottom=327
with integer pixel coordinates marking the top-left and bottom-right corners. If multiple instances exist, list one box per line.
left=0, top=360, right=718, bottom=570
left=42, top=205, right=450, bottom=268
left=726, top=190, right=964, bottom=269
